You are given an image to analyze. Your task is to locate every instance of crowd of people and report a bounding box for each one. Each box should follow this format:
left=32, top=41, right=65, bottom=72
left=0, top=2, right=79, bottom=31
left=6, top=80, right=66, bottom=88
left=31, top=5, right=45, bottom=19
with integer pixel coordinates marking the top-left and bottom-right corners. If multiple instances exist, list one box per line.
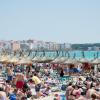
left=0, top=63, right=99, bottom=100
left=66, top=72, right=100, bottom=100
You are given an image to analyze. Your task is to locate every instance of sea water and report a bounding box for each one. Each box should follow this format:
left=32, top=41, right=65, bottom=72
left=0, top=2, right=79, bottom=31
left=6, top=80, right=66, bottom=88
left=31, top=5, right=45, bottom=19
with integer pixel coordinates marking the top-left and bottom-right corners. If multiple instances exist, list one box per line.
left=31, top=51, right=100, bottom=60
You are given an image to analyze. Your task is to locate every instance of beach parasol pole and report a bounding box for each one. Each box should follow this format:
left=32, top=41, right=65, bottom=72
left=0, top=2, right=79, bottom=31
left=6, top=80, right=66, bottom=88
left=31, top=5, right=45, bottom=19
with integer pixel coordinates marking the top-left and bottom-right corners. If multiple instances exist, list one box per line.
left=28, top=49, right=32, bottom=57
left=97, top=51, right=99, bottom=73
left=43, top=50, right=45, bottom=57
left=68, top=51, right=70, bottom=58
left=94, top=53, right=96, bottom=59
left=96, top=51, right=99, bottom=58
left=82, top=51, right=85, bottom=58
left=73, top=53, right=76, bottom=59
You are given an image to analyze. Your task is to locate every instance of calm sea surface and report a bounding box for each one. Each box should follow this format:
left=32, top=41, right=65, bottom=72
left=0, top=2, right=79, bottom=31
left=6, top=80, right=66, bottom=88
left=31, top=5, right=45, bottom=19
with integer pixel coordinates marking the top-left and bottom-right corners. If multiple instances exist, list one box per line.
left=30, top=51, right=100, bottom=60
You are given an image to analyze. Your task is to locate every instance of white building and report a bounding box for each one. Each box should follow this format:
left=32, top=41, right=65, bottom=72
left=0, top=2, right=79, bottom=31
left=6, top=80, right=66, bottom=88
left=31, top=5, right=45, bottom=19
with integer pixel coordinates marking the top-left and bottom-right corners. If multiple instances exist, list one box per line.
left=12, top=41, right=20, bottom=51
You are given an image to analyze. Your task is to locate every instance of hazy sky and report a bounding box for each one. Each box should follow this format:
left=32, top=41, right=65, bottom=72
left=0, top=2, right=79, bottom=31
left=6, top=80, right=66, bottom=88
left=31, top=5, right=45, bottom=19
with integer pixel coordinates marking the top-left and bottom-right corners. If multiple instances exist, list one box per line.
left=0, top=0, right=100, bottom=43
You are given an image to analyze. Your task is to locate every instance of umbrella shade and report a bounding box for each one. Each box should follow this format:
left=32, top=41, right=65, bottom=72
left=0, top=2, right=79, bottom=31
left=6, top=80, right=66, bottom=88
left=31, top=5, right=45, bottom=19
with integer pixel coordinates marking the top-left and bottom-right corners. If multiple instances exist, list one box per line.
left=91, top=58, right=100, bottom=64
left=41, top=57, right=48, bottom=61
left=64, top=58, right=78, bottom=64
left=8, top=57, right=19, bottom=63
left=32, top=56, right=41, bottom=62
left=37, top=57, right=53, bottom=63
left=0, top=55, right=10, bottom=63
left=59, top=57, right=67, bottom=63
left=79, top=58, right=89, bottom=63
left=17, top=58, right=32, bottom=64
left=51, top=57, right=61, bottom=64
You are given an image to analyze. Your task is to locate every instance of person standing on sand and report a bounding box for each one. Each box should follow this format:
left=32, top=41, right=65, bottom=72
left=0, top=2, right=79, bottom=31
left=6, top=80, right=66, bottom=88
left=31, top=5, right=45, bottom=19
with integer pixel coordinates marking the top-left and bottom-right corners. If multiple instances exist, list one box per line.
left=60, top=68, right=64, bottom=77
left=32, top=73, right=42, bottom=98
left=7, top=67, right=13, bottom=84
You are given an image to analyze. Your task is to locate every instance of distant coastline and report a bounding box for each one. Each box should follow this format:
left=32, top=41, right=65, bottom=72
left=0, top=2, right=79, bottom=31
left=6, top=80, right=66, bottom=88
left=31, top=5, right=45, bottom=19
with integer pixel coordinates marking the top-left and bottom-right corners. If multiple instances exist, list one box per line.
left=71, top=43, right=100, bottom=51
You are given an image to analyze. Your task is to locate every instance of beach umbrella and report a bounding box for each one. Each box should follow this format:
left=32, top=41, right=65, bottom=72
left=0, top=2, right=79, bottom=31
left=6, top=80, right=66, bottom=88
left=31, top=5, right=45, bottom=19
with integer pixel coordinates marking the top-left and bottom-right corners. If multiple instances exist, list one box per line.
left=50, top=56, right=56, bottom=60
left=8, top=57, right=19, bottom=63
left=32, top=56, right=41, bottom=62
left=38, top=56, right=53, bottom=63
left=41, top=56, right=48, bottom=61
left=51, top=57, right=67, bottom=64
left=17, top=57, right=32, bottom=64
left=0, top=55, right=10, bottom=63
left=79, top=58, right=89, bottom=63
left=91, top=58, right=100, bottom=64
left=64, top=58, right=78, bottom=64
left=24, top=55, right=32, bottom=61
left=60, top=57, right=67, bottom=63
left=51, top=57, right=61, bottom=64
left=91, top=58, right=100, bottom=73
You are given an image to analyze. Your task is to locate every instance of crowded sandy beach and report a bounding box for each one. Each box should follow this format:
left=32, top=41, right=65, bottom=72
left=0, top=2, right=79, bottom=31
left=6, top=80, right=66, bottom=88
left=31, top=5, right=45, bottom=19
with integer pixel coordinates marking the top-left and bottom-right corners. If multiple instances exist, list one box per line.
left=0, top=53, right=100, bottom=100
left=0, top=0, right=100, bottom=100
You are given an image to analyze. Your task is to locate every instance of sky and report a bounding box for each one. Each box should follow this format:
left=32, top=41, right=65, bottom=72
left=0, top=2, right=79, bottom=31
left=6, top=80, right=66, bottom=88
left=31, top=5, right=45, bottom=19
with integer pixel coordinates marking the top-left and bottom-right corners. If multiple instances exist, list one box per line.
left=0, top=0, right=100, bottom=43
